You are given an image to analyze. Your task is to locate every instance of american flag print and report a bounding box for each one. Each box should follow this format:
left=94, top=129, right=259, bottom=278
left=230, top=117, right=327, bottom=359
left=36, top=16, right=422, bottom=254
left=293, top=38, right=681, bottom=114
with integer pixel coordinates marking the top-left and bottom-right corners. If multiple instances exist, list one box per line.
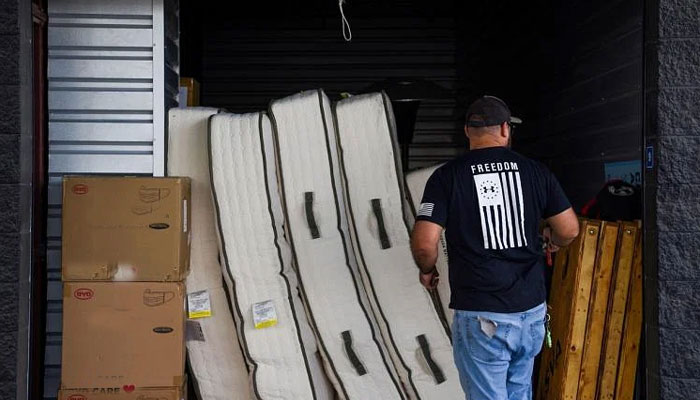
left=418, top=202, right=434, bottom=217
left=473, top=170, right=528, bottom=249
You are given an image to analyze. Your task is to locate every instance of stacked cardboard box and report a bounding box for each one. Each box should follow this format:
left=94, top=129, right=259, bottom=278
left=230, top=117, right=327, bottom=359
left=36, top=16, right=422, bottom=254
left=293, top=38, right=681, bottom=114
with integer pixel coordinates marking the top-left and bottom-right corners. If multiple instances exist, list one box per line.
left=59, top=177, right=191, bottom=400
left=179, top=77, right=200, bottom=107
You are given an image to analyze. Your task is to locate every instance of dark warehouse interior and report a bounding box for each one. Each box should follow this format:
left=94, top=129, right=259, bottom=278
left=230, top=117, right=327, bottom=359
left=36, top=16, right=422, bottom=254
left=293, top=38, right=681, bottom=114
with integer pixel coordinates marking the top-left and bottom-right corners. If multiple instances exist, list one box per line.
left=180, top=0, right=643, bottom=209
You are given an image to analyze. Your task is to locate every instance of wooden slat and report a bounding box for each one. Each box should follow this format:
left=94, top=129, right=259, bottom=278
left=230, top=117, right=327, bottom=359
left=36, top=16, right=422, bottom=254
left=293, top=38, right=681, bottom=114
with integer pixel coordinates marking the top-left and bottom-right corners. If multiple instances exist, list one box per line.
left=562, top=221, right=600, bottom=400
left=536, top=244, right=569, bottom=400
left=597, top=222, right=639, bottom=399
left=536, top=219, right=600, bottom=400
left=577, top=221, right=620, bottom=400
left=613, top=228, right=643, bottom=400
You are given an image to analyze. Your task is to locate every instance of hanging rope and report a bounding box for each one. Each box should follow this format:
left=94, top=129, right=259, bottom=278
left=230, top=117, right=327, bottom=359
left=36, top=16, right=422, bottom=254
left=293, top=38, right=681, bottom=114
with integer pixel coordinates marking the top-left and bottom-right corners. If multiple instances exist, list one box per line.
left=339, top=0, right=352, bottom=42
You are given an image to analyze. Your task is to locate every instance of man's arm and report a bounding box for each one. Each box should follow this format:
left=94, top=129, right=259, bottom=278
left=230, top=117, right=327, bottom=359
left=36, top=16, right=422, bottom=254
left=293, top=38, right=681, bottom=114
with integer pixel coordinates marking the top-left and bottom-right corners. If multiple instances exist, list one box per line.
left=541, top=165, right=578, bottom=251
left=411, top=220, right=443, bottom=273
left=412, top=167, right=449, bottom=289
left=545, top=207, right=579, bottom=250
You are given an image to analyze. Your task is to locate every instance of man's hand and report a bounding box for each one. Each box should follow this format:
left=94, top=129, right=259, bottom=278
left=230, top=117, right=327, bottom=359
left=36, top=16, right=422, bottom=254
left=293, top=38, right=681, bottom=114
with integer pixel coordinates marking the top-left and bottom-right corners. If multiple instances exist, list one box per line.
left=542, top=227, right=561, bottom=252
left=412, top=221, right=443, bottom=290
left=419, top=268, right=439, bottom=290
left=545, top=207, right=579, bottom=249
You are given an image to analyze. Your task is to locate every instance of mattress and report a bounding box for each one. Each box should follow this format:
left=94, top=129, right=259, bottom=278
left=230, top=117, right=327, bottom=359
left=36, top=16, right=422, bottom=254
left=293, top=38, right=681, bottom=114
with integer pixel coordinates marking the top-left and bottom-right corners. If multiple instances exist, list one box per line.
left=405, top=164, right=453, bottom=326
left=209, top=112, right=333, bottom=399
left=269, top=90, right=406, bottom=400
left=333, top=93, right=462, bottom=399
left=167, top=108, right=252, bottom=400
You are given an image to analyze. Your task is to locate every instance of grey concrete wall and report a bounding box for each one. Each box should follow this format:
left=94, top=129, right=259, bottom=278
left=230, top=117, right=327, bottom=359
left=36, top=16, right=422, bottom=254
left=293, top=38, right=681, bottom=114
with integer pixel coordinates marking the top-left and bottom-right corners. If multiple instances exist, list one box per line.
left=645, top=0, right=700, bottom=398
left=0, top=0, right=32, bottom=398
left=0, top=0, right=21, bottom=397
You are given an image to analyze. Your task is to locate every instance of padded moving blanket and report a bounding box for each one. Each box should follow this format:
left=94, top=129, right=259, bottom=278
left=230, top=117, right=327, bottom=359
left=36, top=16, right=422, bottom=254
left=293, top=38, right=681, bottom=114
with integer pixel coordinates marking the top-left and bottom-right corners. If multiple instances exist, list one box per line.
left=333, top=93, right=462, bottom=399
left=167, top=108, right=251, bottom=400
left=269, top=90, right=406, bottom=400
left=209, top=112, right=332, bottom=400
left=405, top=164, right=453, bottom=326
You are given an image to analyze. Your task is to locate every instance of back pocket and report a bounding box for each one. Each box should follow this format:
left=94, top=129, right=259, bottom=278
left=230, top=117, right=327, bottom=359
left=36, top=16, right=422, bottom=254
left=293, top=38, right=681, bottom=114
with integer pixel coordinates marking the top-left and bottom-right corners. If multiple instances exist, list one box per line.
left=528, top=317, right=546, bottom=358
left=465, top=316, right=509, bottom=362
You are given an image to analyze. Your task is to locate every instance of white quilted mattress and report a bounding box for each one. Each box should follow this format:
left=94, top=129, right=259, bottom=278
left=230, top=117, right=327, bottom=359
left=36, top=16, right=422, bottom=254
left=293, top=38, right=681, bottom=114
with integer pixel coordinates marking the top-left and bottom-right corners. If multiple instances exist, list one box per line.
left=209, top=112, right=332, bottom=399
left=167, top=108, right=252, bottom=400
left=405, top=164, right=453, bottom=326
left=269, top=90, right=407, bottom=400
left=333, top=93, right=462, bottom=399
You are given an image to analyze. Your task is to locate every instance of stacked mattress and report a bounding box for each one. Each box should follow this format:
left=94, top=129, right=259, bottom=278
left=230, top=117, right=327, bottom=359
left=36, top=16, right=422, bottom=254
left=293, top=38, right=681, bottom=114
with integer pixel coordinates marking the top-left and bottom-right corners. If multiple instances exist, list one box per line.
left=169, top=91, right=460, bottom=399
left=208, top=112, right=332, bottom=399
left=269, top=90, right=407, bottom=400
left=167, top=108, right=251, bottom=400
left=405, top=164, right=453, bottom=326
left=333, top=93, right=462, bottom=398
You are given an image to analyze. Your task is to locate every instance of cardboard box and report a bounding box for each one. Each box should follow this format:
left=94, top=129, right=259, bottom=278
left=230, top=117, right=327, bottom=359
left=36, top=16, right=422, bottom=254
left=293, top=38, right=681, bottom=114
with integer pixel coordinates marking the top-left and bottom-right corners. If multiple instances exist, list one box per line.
left=61, top=282, right=186, bottom=389
left=62, top=177, right=191, bottom=281
left=179, top=77, right=200, bottom=106
left=58, top=382, right=186, bottom=400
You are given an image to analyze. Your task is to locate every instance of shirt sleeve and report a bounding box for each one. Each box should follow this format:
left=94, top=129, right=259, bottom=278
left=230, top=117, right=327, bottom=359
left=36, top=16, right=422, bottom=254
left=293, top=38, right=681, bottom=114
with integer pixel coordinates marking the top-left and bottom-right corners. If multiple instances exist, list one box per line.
left=416, top=168, right=449, bottom=227
left=543, top=169, right=572, bottom=218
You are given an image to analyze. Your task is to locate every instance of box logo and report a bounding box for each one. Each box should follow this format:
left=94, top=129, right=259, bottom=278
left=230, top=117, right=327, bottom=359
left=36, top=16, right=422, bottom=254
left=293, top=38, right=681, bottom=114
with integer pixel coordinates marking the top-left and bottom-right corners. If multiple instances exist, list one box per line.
left=71, top=184, right=89, bottom=195
left=74, top=288, right=94, bottom=300
left=153, top=326, right=174, bottom=334
left=139, top=186, right=171, bottom=203
left=148, top=222, right=170, bottom=230
left=143, top=289, right=175, bottom=307
left=123, top=384, right=135, bottom=393
left=67, top=395, right=87, bottom=400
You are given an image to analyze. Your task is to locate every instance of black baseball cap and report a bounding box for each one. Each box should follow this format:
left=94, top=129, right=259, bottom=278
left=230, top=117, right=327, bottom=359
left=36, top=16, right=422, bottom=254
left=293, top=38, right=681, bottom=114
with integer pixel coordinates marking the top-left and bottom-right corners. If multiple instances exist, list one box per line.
left=465, top=95, right=522, bottom=127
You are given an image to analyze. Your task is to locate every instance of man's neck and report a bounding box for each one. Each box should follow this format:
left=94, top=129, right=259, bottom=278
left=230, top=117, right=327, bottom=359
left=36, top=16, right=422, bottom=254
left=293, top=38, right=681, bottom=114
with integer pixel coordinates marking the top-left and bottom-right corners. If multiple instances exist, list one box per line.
left=469, top=141, right=505, bottom=150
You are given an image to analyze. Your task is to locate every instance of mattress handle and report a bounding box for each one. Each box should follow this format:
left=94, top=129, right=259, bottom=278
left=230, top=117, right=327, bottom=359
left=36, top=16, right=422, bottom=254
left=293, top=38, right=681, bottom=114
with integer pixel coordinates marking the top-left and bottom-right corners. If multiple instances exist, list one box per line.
left=371, top=199, right=392, bottom=249
left=341, top=330, right=367, bottom=376
left=416, top=334, right=446, bottom=385
left=304, top=192, right=320, bottom=239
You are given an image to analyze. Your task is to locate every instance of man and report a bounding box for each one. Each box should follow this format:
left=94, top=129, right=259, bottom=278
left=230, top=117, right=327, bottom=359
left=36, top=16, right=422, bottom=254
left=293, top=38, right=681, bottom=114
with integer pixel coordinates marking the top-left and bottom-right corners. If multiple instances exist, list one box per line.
left=410, top=96, right=579, bottom=400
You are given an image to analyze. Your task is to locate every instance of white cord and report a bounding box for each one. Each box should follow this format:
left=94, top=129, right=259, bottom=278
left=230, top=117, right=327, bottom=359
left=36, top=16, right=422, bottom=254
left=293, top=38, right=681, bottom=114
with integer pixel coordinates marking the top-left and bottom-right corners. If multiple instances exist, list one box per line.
left=339, top=0, right=352, bottom=42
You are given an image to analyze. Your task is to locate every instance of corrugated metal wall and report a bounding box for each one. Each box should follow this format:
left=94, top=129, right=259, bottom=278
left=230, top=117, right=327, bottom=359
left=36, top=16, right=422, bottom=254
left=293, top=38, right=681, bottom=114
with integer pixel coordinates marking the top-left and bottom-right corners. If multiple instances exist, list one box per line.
left=44, top=0, right=178, bottom=397
left=189, top=11, right=461, bottom=169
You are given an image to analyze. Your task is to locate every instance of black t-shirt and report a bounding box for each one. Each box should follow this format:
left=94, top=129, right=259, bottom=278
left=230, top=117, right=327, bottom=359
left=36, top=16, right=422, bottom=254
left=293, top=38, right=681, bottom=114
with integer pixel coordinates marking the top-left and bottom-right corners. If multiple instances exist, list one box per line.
left=417, top=147, right=571, bottom=313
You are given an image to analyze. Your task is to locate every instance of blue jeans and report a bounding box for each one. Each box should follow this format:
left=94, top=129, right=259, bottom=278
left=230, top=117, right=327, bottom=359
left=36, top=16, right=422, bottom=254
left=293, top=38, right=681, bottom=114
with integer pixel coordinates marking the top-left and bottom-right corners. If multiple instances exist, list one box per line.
left=451, top=302, right=547, bottom=400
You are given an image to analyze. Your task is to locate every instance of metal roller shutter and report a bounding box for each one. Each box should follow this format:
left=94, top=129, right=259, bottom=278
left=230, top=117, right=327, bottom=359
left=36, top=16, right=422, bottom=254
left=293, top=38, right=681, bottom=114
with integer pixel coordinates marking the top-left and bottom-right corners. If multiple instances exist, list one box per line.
left=193, top=12, right=461, bottom=169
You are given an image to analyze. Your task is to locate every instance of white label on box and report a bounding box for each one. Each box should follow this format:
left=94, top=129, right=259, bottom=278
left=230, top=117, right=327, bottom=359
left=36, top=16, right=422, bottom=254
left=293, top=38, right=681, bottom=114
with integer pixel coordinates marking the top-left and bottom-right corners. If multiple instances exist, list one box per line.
left=187, top=290, right=211, bottom=319
left=183, top=199, right=188, bottom=233
left=253, top=300, right=278, bottom=329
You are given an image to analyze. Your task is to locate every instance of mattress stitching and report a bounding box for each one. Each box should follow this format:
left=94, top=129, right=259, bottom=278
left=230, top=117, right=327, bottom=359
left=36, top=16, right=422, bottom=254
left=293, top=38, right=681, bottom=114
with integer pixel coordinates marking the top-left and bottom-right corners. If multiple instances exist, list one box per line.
left=208, top=115, right=264, bottom=400
left=169, top=109, right=251, bottom=399
left=335, top=93, right=458, bottom=396
left=267, top=98, right=351, bottom=400
left=257, top=112, right=319, bottom=399
left=270, top=90, right=407, bottom=399
left=332, top=97, right=420, bottom=399
left=316, top=91, right=406, bottom=399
